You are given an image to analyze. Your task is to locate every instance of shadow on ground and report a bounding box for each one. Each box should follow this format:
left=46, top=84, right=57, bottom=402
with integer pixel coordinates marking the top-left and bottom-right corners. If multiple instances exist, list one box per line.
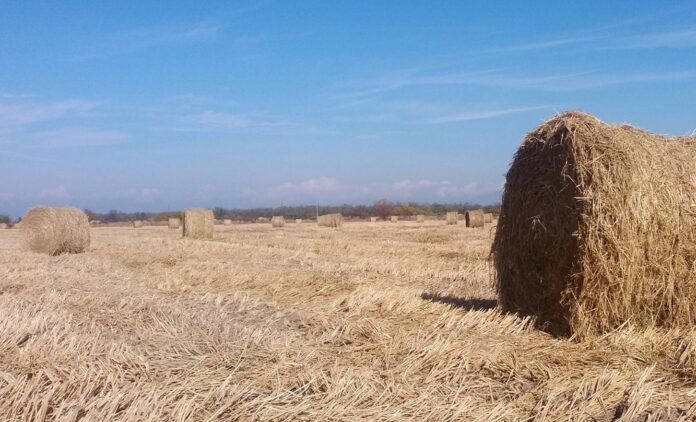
left=420, top=292, right=497, bottom=311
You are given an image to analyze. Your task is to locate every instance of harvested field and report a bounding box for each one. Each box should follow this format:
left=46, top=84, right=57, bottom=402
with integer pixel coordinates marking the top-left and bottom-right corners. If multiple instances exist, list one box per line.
left=0, top=222, right=694, bottom=420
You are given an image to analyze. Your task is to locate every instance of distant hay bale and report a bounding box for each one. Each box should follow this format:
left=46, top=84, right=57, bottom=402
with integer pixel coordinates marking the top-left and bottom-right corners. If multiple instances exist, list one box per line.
left=483, top=213, right=493, bottom=224
left=295, top=219, right=302, bottom=224
left=20, top=206, right=90, bottom=255
left=465, top=210, right=484, bottom=228
left=257, top=217, right=269, bottom=223
left=446, top=211, right=458, bottom=225
left=168, top=217, right=181, bottom=229
left=182, top=208, right=214, bottom=240
left=223, top=219, right=232, bottom=225
left=132, top=220, right=143, bottom=228
left=370, top=217, right=378, bottom=222
left=390, top=216, right=398, bottom=223
left=317, top=213, right=343, bottom=228
left=493, top=111, right=696, bottom=337
left=271, top=216, right=285, bottom=228
left=416, top=214, right=425, bottom=223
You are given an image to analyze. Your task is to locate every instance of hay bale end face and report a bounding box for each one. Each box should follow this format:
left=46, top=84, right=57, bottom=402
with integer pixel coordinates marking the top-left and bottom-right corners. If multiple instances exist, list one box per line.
left=493, top=112, right=696, bottom=337
left=21, top=206, right=90, bottom=255
left=483, top=213, right=493, bottom=224
left=182, top=208, right=214, bottom=239
left=168, top=218, right=181, bottom=229
left=317, top=213, right=343, bottom=228
left=271, top=216, right=285, bottom=228
left=446, top=211, right=458, bottom=225
left=465, top=210, right=484, bottom=228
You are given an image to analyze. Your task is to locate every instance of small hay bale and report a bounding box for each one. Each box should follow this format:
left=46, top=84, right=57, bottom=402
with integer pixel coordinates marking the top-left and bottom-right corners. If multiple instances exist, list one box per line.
left=182, top=208, right=214, bottom=239
left=317, top=213, right=343, bottom=228
left=20, top=206, right=90, bottom=255
left=132, top=220, right=143, bottom=228
left=446, top=211, right=458, bottom=225
left=483, top=213, right=493, bottom=224
left=390, top=216, right=398, bottom=223
left=493, top=111, right=696, bottom=337
left=295, top=219, right=302, bottom=224
left=465, top=210, right=484, bottom=228
left=370, top=217, right=378, bottom=222
left=416, top=214, right=425, bottom=223
left=257, top=217, right=269, bottom=223
left=168, top=218, right=181, bottom=229
left=223, top=219, right=232, bottom=226
left=271, top=216, right=285, bottom=228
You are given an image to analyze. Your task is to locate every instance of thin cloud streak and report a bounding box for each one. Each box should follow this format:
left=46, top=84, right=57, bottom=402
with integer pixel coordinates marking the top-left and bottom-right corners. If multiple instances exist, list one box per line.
left=432, top=106, right=551, bottom=123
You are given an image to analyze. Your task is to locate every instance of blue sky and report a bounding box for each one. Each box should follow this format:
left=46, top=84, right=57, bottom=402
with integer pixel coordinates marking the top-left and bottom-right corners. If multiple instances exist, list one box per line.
left=1, top=1, right=695, bottom=216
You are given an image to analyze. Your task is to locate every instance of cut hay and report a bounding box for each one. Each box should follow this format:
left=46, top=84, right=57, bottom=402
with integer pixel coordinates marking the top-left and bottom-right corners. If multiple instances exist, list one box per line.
left=223, top=219, right=232, bottom=226
left=132, top=220, right=143, bottom=228
left=168, top=218, right=181, bottom=229
left=416, top=214, right=425, bottom=223
left=370, top=217, right=378, bottom=222
left=483, top=213, right=493, bottom=224
left=390, top=216, right=398, bottom=223
left=465, top=210, right=484, bottom=228
left=317, top=213, right=343, bottom=228
left=182, top=208, right=214, bottom=240
left=20, top=206, right=90, bottom=255
left=0, top=223, right=7, bottom=229
left=295, top=219, right=302, bottom=224
left=493, top=111, right=696, bottom=337
left=271, top=216, right=285, bottom=228
left=446, top=211, right=458, bottom=225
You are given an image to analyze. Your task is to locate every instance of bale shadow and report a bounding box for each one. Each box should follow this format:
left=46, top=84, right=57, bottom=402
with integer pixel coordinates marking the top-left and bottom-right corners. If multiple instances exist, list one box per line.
left=420, top=292, right=497, bottom=311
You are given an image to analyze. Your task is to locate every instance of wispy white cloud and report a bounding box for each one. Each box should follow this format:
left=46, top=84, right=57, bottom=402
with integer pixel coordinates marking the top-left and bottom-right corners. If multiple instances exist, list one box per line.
left=432, top=105, right=551, bottom=123
left=0, top=99, right=97, bottom=128
left=610, top=28, right=696, bottom=49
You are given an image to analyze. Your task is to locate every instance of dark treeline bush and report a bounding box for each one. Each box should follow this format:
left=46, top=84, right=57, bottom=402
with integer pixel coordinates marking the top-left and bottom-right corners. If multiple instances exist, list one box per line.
left=91, top=202, right=500, bottom=223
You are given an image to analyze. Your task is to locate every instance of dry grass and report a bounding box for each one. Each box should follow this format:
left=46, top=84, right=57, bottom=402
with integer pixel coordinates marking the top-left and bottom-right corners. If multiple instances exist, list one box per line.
left=0, top=221, right=694, bottom=420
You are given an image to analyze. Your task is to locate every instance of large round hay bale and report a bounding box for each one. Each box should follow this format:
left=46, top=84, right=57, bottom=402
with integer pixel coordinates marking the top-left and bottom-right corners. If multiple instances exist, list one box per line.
left=493, top=112, right=696, bottom=337
left=271, top=216, right=285, bottom=228
left=168, top=217, right=181, bottom=229
left=21, top=206, right=90, bottom=255
left=483, top=213, right=493, bottom=224
left=465, top=210, right=484, bottom=228
left=182, top=208, right=214, bottom=239
left=446, top=211, right=458, bottom=225
left=317, top=213, right=343, bottom=227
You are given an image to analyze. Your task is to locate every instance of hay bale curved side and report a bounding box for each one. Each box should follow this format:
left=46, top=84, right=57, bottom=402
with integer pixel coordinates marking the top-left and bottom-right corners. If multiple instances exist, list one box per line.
left=390, top=216, right=398, bottom=223
left=493, top=111, right=696, bottom=337
left=446, top=211, right=458, bottom=225
left=271, top=216, right=285, bottom=228
left=182, top=208, right=214, bottom=239
left=483, top=213, right=493, bottom=224
left=317, top=213, right=343, bottom=228
left=465, top=210, right=484, bottom=228
left=21, top=206, right=90, bottom=255
left=168, top=218, right=181, bottom=229
left=416, top=214, right=425, bottom=223
left=132, top=220, right=143, bottom=228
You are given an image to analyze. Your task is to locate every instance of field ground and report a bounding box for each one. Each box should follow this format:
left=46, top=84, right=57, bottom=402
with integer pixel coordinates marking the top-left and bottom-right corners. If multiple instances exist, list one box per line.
left=0, top=221, right=694, bottom=420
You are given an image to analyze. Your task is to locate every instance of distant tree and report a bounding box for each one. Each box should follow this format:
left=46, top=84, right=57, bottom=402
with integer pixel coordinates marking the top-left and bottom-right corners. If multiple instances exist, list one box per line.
left=0, top=214, right=10, bottom=224
left=398, top=203, right=414, bottom=217
left=374, top=199, right=392, bottom=219
left=213, top=207, right=227, bottom=220
left=83, top=209, right=97, bottom=221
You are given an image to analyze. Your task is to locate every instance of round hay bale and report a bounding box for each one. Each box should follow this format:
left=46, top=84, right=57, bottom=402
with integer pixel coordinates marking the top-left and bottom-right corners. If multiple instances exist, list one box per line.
left=493, top=111, right=696, bottom=337
left=483, top=213, right=493, bottom=224
left=271, top=216, right=285, bottom=228
left=370, top=217, right=378, bottom=222
left=21, top=206, right=90, bottom=255
left=465, top=210, right=484, bottom=228
left=317, top=213, right=343, bottom=228
left=446, top=211, right=458, bottom=225
left=132, top=220, right=143, bottom=228
left=168, top=217, right=181, bottom=229
left=182, top=208, right=214, bottom=239
left=295, top=219, right=302, bottom=224
left=416, top=214, right=425, bottom=223
left=390, top=216, right=399, bottom=223
left=223, top=219, right=232, bottom=226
